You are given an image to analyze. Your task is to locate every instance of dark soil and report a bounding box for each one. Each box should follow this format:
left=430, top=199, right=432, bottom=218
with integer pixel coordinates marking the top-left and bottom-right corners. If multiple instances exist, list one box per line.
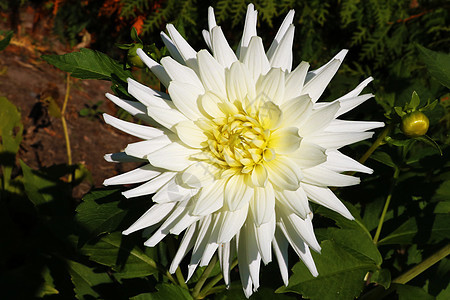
left=0, top=18, right=141, bottom=198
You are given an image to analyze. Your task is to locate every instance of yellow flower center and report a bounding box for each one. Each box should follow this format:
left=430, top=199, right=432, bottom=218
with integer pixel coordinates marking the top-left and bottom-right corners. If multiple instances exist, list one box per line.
left=204, top=111, right=276, bottom=174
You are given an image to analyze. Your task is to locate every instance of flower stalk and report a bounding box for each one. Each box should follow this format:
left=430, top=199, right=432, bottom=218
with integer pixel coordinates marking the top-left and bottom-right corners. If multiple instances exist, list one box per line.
left=61, top=73, right=72, bottom=181
left=192, top=255, right=218, bottom=299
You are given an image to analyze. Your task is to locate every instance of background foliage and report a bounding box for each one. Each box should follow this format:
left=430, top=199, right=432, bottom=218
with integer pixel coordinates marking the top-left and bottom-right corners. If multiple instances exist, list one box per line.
left=1, top=0, right=449, bottom=299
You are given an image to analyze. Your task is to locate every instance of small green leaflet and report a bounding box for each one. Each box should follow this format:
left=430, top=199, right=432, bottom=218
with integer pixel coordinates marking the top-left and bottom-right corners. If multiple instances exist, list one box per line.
left=416, top=44, right=450, bottom=89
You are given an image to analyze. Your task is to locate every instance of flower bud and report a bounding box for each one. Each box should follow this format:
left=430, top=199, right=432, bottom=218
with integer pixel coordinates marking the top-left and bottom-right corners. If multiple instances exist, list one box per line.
left=401, top=111, right=429, bottom=137
left=127, top=43, right=145, bottom=68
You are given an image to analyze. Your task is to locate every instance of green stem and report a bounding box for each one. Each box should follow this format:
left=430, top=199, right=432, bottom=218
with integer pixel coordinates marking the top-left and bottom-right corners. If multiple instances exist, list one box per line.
left=198, top=259, right=238, bottom=299
left=393, top=243, right=450, bottom=284
left=166, top=236, right=188, bottom=289
left=192, top=255, right=218, bottom=299
left=359, top=123, right=394, bottom=165
left=199, top=285, right=227, bottom=298
left=61, top=73, right=72, bottom=182
left=373, top=168, right=400, bottom=244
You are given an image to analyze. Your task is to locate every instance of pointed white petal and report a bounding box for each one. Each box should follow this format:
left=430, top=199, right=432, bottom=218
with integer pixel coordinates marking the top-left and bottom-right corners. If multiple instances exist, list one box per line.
left=284, top=213, right=321, bottom=253
left=335, top=94, right=374, bottom=117
left=123, top=202, right=176, bottom=235
left=269, top=127, right=302, bottom=155
left=292, top=141, right=327, bottom=169
left=161, top=56, right=203, bottom=90
left=216, top=203, right=249, bottom=243
left=175, top=120, right=208, bottom=148
left=169, top=223, right=197, bottom=273
left=272, top=227, right=289, bottom=286
left=280, top=94, right=313, bottom=128
left=103, top=164, right=161, bottom=186
left=202, top=29, right=212, bottom=50
left=337, top=77, right=374, bottom=100
left=160, top=31, right=185, bottom=64
left=242, top=36, right=270, bottom=81
left=136, top=48, right=171, bottom=87
left=284, top=61, right=310, bottom=100
left=153, top=176, right=198, bottom=203
left=124, top=135, right=173, bottom=159
left=199, top=91, right=226, bottom=118
left=324, top=150, right=373, bottom=174
left=226, top=60, right=256, bottom=102
left=146, top=105, right=189, bottom=131
left=255, top=213, right=275, bottom=265
left=104, top=152, right=146, bottom=163
left=105, top=93, right=154, bottom=124
left=299, top=102, right=340, bottom=136
left=190, top=179, right=225, bottom=216
left=326, top=120, right=385, bottom=132
left=211, top=26, right=238, bottom=68
left=179, top=161, right=220, bottom=189
left=250, top=183, right=275, bottom=226
left=275, top=186, right=310, bottom=219
left=224, top=174, right=254, bottom=211
left=303, top=165, right=360, bottom=187
left=267, top=9, right=295, bottom=60
left=256, top=68, right=285, bottom=104
left=306, top=49, right=348, bottom=82
left=269, top=24, right=295, bottom=72
left=301, top=183, right=354, bottom=219
left=103, top=113, right=164, bottom=139
left=147, top=142, right=198, bottom=171
left=122, top=172, right=176, bottom=198
left=237, top=4, right=257, bottom=59
left=166, top=24, right=198, bottom=70
left=218, top=241, right=234, bottom=286
left=266, top=156, right=303, bottom=191
left=127, top=78, right=171, bottom=107
left=304, top=131, right=374, bottom=149
left=197, top=49, right=227, bottom=97
left=207, top=6, right=217, bottom=31
left=168, top=81, right=204, bottom=120
left=200, top=242, right=219, bottom=266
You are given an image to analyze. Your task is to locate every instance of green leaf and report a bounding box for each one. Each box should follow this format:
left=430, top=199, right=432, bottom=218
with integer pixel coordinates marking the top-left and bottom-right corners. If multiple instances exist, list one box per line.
left=81, top=232, right=158, bottom=279
left=370, top=151, right=396, bottom=168
left=0, top=30, right=13, bottom=51
left=68, top=260, right=112, bottom=299
left=378, top=218, right=417, bottom=245
left=416, top=44, right=450, bottom=89
left=408, top=91, right=420, bottom=110
left=41, top=48, right=133, bottom=82
left=35, top=266, right=59, bottom=297
left=0, top=97, right=23, bottom=188
left=131, top=284, right=192, bottom=300
left=276, top=240, right=378, bottom=300
left=370, top=269, right=391, bottom=289
left=394, top=283, right=434, bottom=300
left=75, top=189, right=127, bottom=243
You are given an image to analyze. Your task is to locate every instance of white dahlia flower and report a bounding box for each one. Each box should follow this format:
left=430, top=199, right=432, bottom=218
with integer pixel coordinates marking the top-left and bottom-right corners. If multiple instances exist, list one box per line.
left=103, top=4, right=383, bottom=297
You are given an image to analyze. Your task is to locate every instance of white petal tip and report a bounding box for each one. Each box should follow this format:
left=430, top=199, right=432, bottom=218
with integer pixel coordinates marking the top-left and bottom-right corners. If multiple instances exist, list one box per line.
left=122, top=229, right=132, bottom=235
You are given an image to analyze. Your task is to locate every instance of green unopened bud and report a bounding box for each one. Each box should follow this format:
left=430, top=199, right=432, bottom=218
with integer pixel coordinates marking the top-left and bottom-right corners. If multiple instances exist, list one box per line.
left=127, top=43, right=145, bottom=68
left=401, top=111, right=429, bottom=137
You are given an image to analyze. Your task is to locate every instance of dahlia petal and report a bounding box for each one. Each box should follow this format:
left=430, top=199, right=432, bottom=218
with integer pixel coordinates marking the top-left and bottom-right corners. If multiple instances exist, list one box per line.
left=179, top=161, right=220, bottom=189
left=250, top=184, right=275, bottom=226
left=197, top=49, right=227, bottom=97
left=169, top=223, right=197, bottom=273
left=275, top=186, right=310, bottom=219
left=122, top=172, right=176, bottom=198
left=226, top=61, right=256, bottom=102
left=122, top=202, right=177, bottom=235
left=306, top=49, right=348, bottom=82
left=147, top=142, right=198, bottom=171
left=326, top=120, right=385, bottom=132
left=306, top=131, right=374, bottom=149
left=302, top=59, right=342, bottom=103
left=238, top=224, right=261, bottom=294
left=161, top=57, right=203, bottom=90
left=146, top=105, right=189, bottom=131
left=284, top=61, right=310, bottom=100
left=168, top=81, right=204, bottom=120
left=207, top=6, right=217, bottom=31
left=292, top=141, right=327, bottom=169
left=278, top=218, right=319, bottom=276
left=216, top=203, right=250, bottom=243
left=200, top=242, right=219, bottom=266
left=337, top=76, right=374, bottom=100
left=285, top=213, right=321, bottom=253
left=242, top=36, right=270, bottom=81
left=266, top=156, right=302, bottom=191
left=267, top=9, right=295, bottom=60
left=153, top=178, right=198, bottom=204
left=258, top=100, right=282, bottom=129
left=125, top=136, right=172, bottom=158
left=280, top=94, right=313, bottom=128
left=325, top=150, right=373, bottom=174
left=103, top=164, right=161, bottom=186
left=301, top=183, right=354, bottom=219
left=256, top=68, right=285, bottom=104
left=269, top=24, right=295, bottom=72
left=254, top=213, right=275, bottom=265
left=303, top=165, right=360, bottom=187
left=251, top=163, right=268, bottom=187
left=237, top=3, right=258, bottom=59
left=211, top=26, right=238, bottom=68
left=169, top=212, right=201, bottom=235
left=269, top=127, right=302, bottom=155
left=191, top=179, right=225, bottom=216
left=103, top=113, right=164, bottom=139
left=299, top=102, right=340, bottom=136
left=218, top=241, right=234, bottom=287
left=175, top=120, right=208, bottom=148
left=104, top=152, right=146, bottom=163
left=272, top=227, right=289, bottom=286
left=199, top=91, right=226, bottom=118
left=127, top=78, right=171, bottom=107
left=105, top=93, right=154, bottom=124
left=136, top=48, right=171, bottom=87
left=160, top=31, right=185, bottom=64
left=335, top=94, right=374, bottom=117
left=202, top=29, right=212, bottom=50
left=189, top=215, right=213, bottom=271
left=224, top=174, right=254, bottom=211
left=166, top=24, right=198, bottom=71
